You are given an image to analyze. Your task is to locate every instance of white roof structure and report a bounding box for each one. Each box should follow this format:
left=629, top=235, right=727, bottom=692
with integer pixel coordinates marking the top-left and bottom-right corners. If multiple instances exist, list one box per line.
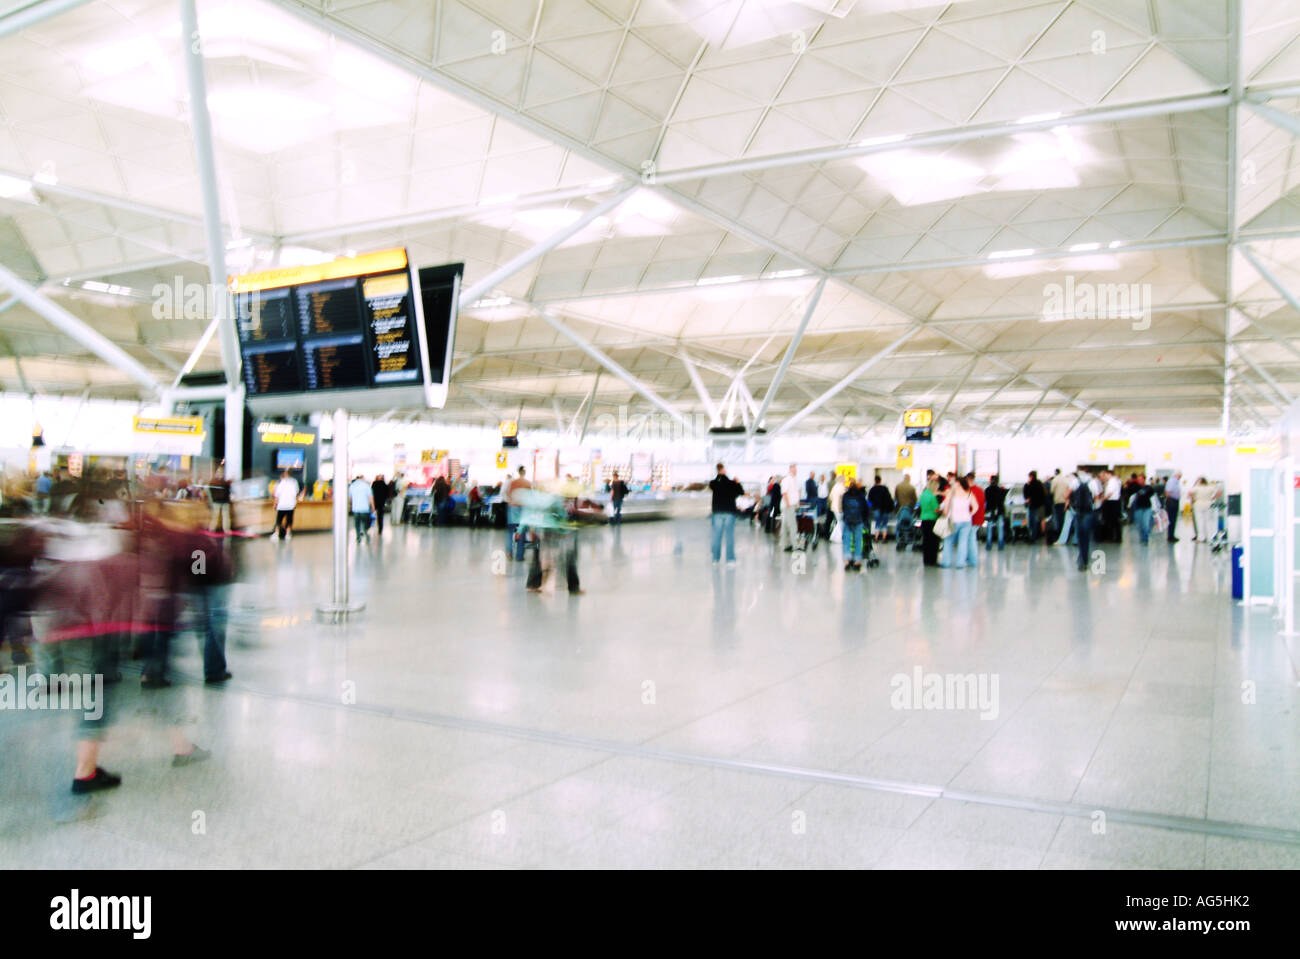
left=2, top=0, right=1300, bottom=437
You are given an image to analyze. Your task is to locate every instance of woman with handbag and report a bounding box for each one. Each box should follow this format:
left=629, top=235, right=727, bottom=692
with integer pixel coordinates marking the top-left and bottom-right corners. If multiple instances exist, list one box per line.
left=938, top=475, right=977, bottom=569
left=919, top=476, right=942, bottom=567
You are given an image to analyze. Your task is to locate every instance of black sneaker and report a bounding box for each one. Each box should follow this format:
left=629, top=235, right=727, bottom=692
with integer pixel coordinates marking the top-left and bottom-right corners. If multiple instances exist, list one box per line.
left=72, top=767, right=122, bottom=794
left=204, top=672, right=232, bottom=685
left=141, top=677, right=171, bottom=690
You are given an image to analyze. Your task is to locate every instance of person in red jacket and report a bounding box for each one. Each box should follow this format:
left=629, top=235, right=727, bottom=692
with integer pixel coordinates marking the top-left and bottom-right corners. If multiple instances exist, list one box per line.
left=965, top=471, right=985, bottom=568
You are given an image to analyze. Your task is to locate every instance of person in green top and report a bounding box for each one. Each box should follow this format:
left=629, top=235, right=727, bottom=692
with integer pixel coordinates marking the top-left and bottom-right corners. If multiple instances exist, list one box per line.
left=919, top=477, right=941, bottom=567
left=518, top=485, right=583, bottom=594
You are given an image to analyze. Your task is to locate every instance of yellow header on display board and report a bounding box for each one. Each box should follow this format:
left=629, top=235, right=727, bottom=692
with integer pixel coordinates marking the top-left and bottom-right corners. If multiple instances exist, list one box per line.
left=1196, top=438, right=1226, bottom=446
left=835, top=462, right=858, bottom=481
left=902, top=409, right=932, bottom=428
left=229, top=248, right=408, bottom=293
left=133, top=415, right=205, bottom=436
left=1089, top=439, right=1131, bottom=449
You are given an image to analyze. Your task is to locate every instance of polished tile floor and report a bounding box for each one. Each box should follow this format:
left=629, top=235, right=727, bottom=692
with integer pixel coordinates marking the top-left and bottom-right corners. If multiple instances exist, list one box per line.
left=3, top=517, right=1298, bottom=869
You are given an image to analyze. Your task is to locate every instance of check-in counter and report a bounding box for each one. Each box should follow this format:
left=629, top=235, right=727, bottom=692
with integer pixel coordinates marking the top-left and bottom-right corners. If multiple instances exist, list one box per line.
left=232, top=498, right=335, bottom=534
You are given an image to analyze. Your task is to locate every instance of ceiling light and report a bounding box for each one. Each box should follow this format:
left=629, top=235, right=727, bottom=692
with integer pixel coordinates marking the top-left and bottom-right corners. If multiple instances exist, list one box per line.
left=0, top=174, right=36, bottom=203
left=987, top=249, right=1034, bottom=259
left=697, top=275, right=746, bottom=286
left=856, top=149, right=985, bottom=206
left=514, top=208, right=583, bottom=230
left=471, top=296, right=513, bottom=309
left=990, top=131, right=1083, bottom=191
left=764, top=269, right=811, bottom=279
left=1069, top=242, right=1101, bottom=252
left=1015, top=112, right=1062, bottom=124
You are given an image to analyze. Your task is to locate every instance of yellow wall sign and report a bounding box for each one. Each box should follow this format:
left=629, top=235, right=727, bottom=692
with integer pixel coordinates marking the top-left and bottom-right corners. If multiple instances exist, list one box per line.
left=1089, top=439, right=1131, bottom=449
left=834, top=463, right=858, bottom=481
left=1196, top=438, right=1226, bottom=447
left=133, top=415, right=205, bottom=437
left=229, top=248, right=408, bottom=293
left=495, top=451, right=508, bottom=468
left=903, top=409, right=932, bottom=429
left=896, top=445, right=913, bottom=469
left=256, top=422, right=314, bottom=445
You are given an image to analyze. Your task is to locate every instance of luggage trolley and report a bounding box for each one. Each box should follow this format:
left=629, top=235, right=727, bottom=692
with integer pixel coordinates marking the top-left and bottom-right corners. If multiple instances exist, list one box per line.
left=795, top=505, right=820, bottom=551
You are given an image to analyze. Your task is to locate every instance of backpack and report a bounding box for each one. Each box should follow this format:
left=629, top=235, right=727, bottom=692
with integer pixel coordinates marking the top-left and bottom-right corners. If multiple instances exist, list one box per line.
left=1070, top=478, right=1094, bottom=514
left=842, top=491, right=864, bottom=525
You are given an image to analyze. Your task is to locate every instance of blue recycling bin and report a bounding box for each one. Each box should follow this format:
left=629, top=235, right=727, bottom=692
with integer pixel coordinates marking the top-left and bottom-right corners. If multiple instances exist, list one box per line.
left=1231, top=545, right=1244, bottom=600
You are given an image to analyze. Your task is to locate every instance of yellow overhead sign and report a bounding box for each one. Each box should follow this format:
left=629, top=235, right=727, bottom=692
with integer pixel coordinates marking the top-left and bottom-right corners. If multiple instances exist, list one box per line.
left=1089, top=439, right=1131, bottom=449
left=903, top=409, right=932, bottom=428
left=229, top=248, right=408, bottom=293
left=133, top=415, right=205, bottom=437
left=256, top=422, right=314, bottom=445
left=834, top=463, right=858, bottom=481
left=500, top=420, right=518, bottom=438
left=1196, top=438, right=1226, bottom=447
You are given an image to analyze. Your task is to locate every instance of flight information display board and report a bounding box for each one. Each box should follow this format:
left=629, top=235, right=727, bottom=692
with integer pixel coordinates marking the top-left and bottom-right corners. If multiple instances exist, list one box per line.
left=231, top=248, right=452, bottom=413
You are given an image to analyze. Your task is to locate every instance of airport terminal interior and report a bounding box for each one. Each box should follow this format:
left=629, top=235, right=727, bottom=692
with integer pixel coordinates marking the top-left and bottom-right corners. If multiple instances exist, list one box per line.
left=1, top=0, right=1299, bottom=870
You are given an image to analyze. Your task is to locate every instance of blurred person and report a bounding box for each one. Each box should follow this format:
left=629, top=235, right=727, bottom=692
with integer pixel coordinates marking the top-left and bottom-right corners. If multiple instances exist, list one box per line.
left=371, top=475, right=390, bottom=536
left=804, top=471, right=818, bottom=504
left=867, top=475, right=894, bottom=543
left=349, top=475, right=375, bottom=543
left=34, top=470, right=52, bottom=514
left=467, top=482, right=484, bottom=527
left=840, top=478, right=868, bottom=572
left=984, top=474, right=1007, bottom=552
left=272, top=469, right=300, bottom=541
left=919, top=476, right=941, bottom=567
left=432, top=475, right=452, bottom=526
left=1050, top=468, right=1073, bottom=544
left=520, top=485, right=582, bottom=595
left=1023, top=471, right=1046, bottom=542
left=816, top=473, right=829, bottom=517
left=207, top=464, right=232, bottom=533
left=609, top=470, right=628, bottom=525
left=1130, top=473, right=1156, bottom=545
left=827, top=472, right=845, bottom=541
left=965, top=472, right=985, bottom=567
left=1072, top=469, right=1102, bottom=571
left=506, top=466, right=531, bottom=560
left=939, top=475, right=977, bottom=569
left=894, top=473, right=917, bottom=550
left=1100, top=470, right=1123, bottom=543
left=709, top=463, right=743, bottom=565
left=779, top=464, right=800, bottom=552
left=1164, top=471, right=1182, bottom=542
left=1190, top=477, right=1215, bottom=542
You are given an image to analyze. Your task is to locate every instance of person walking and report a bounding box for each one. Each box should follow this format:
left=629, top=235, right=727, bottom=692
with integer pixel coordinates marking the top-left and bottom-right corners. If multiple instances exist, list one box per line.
left=1052, top=472, right=1079, bottom=547
left=1072, top=470, right=1101, bottom=571
left=1164, top=471, right=1182, bottom=543
left=939, top=476, right=977, bottom=568
left=1050, top=468, right=1073, bottom=544
left=349, top=474, right=374, bottom=543
left=1023, top=471, right=1047, bottom=542
left=828, top=472, right=846, bottom=541
left=893, top=473, right=917, bottom=550
left=1101, top=470, right=1123, bottom=543
left=1130, top=473, right=1156, bottom=545
left=609, top=470, right=629, bottom=525
left=1190, top=477, right=1215, bottom=542
left=867, top=475, right=894, bottom=543
left=804, top=471, right=818, bottom=505
left=779, top=464, right=800, bottom=552
left=709, top=463, right=743, bottom=565
left=840, top=478, right=868, bottom=571
left=521, top=486, right=583, bottom=595
left=964, top=472, right=985, bottom=567
left=370, top=475, right=391, bottom=536
left=920, top=476, right=942, bottom=567
left=272, top=469, right=300, bottom=541
left=984, top=474, right=1007, bottom=551
left=506, top=466, right=531, bottom=560
left=206, top=465, right=232, bottom=533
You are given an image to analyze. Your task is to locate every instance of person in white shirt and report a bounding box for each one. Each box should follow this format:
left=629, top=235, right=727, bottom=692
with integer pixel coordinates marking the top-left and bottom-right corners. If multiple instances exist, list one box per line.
left=1052, top=472, right=1080, bottom=547
left=272, top=470, right=301, bottom=541
left=938, top=476, right=978, bottom=568
left=1189, top=477, right=1217, bottom=542
left=779, top=464, right=801, bottom=551
left=348, top=474, right=375, bottom=543
left=1101, top=470, right=1123, bottom=543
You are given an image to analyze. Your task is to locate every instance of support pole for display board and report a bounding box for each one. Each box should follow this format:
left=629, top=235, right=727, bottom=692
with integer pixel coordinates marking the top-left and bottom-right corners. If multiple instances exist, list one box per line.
left=318, top=408, right=364, bottom=621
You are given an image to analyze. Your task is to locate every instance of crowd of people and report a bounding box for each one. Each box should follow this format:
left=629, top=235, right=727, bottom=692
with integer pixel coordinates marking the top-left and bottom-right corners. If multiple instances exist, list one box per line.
left=713, top=463, right=1223, bottom=573
left=1, top=464, right=238, bottom=798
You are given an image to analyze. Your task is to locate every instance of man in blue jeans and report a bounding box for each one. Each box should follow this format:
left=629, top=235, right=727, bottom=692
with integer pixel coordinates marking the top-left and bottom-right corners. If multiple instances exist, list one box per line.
left=506, top=466, right=531, bottom=560
left=709, top=463, right=743, bottom=564
left=1130, top=474, right=1155, bottom=545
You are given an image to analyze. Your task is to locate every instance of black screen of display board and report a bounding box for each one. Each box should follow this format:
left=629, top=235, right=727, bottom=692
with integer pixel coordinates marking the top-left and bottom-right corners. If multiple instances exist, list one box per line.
left=360, top=271, right=421, bottom=385
left=418, top=263, right=464, bottom=385
left=235, top=287, right=296, bottom=345
left=235, top=259, right=431, bottom=399
left=241, top=342, right=303, bottom=395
